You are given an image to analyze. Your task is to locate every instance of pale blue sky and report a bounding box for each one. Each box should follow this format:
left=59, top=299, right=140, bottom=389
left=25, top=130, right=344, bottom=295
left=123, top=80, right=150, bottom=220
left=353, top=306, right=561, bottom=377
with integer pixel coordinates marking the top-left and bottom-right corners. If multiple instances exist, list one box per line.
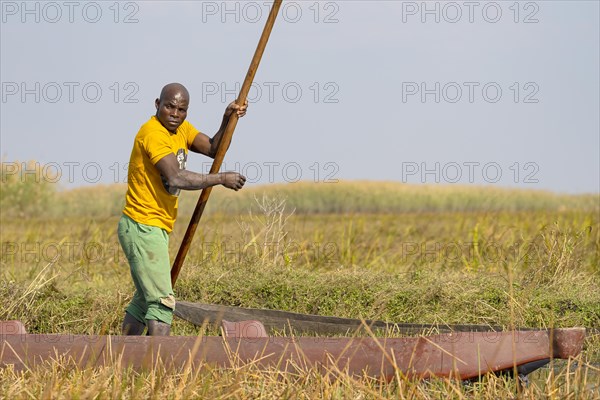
left=1, top=1, right=598, bottom=193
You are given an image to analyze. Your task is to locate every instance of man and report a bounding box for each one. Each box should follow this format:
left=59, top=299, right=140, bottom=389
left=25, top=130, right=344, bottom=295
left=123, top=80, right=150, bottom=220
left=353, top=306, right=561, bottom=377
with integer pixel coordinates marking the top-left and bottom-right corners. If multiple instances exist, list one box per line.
left=118, top=83, right=247, bottom=336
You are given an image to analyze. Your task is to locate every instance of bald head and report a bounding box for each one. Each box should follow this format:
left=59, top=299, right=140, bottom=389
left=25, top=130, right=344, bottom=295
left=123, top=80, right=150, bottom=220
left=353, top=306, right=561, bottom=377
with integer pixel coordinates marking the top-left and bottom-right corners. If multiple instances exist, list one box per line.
left=155, top=83, right=190, bottom=133
left=159, top=83, right=189, bottom=103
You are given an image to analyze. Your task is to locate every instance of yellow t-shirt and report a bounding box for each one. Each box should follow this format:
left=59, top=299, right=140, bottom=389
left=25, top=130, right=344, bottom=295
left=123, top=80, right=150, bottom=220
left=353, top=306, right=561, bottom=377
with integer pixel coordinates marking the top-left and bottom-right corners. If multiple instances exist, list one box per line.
left=123, top=115, right=198, bottom=233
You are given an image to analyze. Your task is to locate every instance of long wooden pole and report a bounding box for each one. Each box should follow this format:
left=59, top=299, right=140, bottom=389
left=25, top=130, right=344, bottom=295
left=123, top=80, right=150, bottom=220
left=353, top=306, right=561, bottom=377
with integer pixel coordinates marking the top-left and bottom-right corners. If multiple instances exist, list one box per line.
left=171, top=0, right=283, bottom=286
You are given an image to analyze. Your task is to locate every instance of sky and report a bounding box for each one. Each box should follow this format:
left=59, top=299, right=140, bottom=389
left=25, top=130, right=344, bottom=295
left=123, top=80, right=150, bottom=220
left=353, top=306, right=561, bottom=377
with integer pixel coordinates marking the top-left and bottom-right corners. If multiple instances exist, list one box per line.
left=1, top=0, right=599, bottom=194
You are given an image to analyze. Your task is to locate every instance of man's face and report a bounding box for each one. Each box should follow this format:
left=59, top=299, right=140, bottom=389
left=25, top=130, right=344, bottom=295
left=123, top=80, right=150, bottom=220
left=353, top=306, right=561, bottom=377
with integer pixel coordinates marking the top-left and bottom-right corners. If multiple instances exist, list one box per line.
left=155, top=91, right=189, bottom=133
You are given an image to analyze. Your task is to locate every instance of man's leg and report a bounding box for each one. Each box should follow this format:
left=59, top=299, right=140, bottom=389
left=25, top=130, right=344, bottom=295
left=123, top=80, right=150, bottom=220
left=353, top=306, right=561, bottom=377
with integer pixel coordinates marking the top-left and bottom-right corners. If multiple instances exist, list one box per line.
left=122, top=311, right=146, bottom=335
left=147, top=319, right=171, bottom=336
left=118, top=215, right=150, bottom=335
left=119, top=215, right=175, bottom=335
left=123, top=272, right=149, bottom=334
left=118, top=214, right=174, bottom=335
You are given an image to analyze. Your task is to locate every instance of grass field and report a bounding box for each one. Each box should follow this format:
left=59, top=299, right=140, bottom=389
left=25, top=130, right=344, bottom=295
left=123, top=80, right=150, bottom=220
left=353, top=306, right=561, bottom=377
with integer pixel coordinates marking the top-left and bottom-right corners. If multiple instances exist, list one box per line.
left=1, top=162, right=599, bottom=398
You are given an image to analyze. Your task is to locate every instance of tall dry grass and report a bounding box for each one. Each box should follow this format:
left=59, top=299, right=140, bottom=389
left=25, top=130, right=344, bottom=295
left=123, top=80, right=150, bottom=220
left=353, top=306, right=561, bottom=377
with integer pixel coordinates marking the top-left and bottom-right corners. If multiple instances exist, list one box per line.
left=1, top=161, right=599, bottom=398
left=2, top=161, right=599, bottom=219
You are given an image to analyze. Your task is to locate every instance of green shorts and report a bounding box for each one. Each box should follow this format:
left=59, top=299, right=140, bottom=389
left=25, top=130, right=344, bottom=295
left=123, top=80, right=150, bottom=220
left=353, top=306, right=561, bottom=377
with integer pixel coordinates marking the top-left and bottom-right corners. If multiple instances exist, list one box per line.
left=117, top=214, right=175, bottom=325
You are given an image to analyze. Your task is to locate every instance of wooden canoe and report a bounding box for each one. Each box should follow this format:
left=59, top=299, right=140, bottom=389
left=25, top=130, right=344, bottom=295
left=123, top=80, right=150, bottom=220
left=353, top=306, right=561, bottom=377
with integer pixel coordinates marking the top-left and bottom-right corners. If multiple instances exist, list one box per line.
left=174, top=301, right=506, bottom=335
left=0, top=321, right=585, bottom=381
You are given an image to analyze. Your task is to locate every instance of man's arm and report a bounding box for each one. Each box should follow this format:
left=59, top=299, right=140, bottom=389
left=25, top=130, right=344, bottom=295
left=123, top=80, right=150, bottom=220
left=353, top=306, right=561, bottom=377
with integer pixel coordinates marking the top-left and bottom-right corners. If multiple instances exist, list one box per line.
left=155, top=153, right=246, bottom=191
left=190, top=100, right=248, bottom=158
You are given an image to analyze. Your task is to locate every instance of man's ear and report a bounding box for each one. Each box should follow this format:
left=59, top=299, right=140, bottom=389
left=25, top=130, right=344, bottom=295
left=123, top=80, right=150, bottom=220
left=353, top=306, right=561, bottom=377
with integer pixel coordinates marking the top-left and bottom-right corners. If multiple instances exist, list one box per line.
left=155, top=98, right=160, bottom=110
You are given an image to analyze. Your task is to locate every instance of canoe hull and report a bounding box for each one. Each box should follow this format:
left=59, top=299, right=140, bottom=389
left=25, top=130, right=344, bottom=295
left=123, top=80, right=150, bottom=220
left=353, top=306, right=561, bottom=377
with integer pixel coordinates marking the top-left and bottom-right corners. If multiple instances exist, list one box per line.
left=0, top=325, right=585, bottom=381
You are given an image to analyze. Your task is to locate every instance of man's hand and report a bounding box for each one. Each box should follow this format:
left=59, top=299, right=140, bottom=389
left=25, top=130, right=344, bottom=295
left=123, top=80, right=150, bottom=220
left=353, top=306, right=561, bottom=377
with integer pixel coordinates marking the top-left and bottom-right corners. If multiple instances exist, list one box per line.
left=190, top=100, right=249, bottom=158
left=220, top=172, right=246, bottom=191
left=224, top=100, right=249, bottom=118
